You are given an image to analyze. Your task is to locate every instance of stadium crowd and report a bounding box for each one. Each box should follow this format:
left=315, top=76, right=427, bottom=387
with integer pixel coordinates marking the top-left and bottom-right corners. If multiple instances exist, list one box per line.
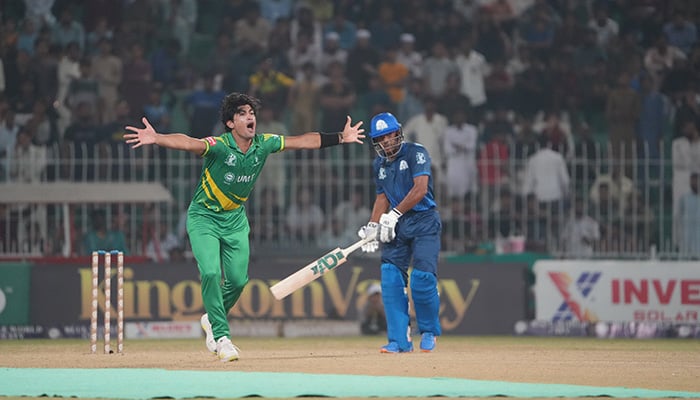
left=0, top=0, right=699, bottom=259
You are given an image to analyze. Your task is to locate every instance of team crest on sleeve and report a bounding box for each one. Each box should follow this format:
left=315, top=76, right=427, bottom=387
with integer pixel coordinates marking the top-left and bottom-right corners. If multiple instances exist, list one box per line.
left=416, top=152, right=426, bottom=164
left=378, top=167, right=386, bottom=180
left=399, top=160, right=408, bottom=170
left=224, top=153, right=236, bottom=166
left=205, top=136, right=217, bottom=146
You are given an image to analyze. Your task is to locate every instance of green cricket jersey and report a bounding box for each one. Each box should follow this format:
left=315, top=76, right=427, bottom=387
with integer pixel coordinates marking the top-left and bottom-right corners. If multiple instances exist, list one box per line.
left=190, top=132, right=284, bottom=212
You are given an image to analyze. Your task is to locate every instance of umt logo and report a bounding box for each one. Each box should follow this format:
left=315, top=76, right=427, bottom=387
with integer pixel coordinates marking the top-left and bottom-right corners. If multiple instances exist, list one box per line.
left=548, top=271, right=601, bottom=321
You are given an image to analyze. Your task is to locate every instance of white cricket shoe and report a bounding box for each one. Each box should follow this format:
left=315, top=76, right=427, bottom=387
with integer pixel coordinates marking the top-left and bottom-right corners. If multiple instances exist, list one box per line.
left=200, top=314, right=217, bottom=354
left=216, top=337, right=240, bottom=362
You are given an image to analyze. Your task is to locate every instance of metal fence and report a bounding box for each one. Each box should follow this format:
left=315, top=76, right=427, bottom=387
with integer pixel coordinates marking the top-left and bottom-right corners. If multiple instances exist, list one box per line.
left=0, top=139, right=697, bottom=260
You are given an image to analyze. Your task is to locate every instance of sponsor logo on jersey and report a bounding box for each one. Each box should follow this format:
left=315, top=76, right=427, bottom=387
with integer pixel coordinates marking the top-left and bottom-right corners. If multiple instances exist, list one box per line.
left=205, top=137, right=217, bottom=146
left=399, top=160, right=408, bottom=170
left=416, top=152, right=426, bottom=164
left=224, top=153, right=236, bottom=166
left=378, top=167, right=386, bottom=180
left=224, top=172, right=235, bottom=183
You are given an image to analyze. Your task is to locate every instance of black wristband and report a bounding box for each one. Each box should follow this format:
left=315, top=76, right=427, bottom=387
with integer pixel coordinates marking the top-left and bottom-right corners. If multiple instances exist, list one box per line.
left=319, top=132, right=342, bottom=148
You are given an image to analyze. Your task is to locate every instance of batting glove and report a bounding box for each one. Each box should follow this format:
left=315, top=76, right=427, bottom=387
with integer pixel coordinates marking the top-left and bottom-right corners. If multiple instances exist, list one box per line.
left=358, top=222, right=379, bottom=252
left=379, top=208, right=402, bottom=243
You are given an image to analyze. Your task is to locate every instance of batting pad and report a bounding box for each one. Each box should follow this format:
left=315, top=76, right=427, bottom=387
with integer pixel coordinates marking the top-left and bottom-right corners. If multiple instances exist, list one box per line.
left=1, top=368, right=699, bottom=399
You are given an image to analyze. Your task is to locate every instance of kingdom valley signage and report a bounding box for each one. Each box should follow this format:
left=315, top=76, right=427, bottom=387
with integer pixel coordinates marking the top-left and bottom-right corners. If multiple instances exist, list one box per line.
left=28, top=258, right=528, bottom=334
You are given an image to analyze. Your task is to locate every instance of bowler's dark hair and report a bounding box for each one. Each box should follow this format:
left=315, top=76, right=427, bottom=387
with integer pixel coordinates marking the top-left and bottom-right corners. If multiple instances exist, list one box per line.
left=220, top=92, right=261, bottom=127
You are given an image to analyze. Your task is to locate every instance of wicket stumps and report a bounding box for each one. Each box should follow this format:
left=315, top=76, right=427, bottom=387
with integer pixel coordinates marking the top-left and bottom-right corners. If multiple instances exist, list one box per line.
left=90, top=250, right=124, bottom=354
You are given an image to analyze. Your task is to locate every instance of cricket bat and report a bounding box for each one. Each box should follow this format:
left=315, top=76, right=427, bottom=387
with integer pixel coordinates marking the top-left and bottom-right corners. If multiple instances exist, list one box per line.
left=270, top=236, right=375, bottom=300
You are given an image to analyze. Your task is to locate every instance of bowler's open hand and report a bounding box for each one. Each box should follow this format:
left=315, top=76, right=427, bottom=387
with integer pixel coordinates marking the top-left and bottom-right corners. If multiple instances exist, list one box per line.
left=124, top=117, right=158, bottom=148
left=341, top=116, right=366, bottom=144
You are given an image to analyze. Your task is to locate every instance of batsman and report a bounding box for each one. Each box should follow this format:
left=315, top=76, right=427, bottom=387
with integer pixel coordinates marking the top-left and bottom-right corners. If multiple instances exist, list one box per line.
left=358, top=112, right=442, bottom=353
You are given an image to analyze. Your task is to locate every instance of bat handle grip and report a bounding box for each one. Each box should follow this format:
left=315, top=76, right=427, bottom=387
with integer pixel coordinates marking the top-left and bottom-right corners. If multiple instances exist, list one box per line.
left=344, top=236, right=376, bottom=254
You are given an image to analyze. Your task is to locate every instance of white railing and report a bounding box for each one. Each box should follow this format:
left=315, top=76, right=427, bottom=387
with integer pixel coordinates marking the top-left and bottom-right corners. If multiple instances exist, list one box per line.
left=0, top=139, right=697, bottom=260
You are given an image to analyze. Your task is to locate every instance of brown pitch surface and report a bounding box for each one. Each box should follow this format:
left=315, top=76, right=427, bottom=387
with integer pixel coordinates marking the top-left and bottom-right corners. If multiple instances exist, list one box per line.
left=1, top=336, right=699, bottom=398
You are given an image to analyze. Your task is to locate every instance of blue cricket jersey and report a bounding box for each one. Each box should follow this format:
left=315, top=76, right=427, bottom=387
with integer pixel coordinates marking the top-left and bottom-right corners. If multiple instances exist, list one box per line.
left=372, top=142, right=437, bottom=211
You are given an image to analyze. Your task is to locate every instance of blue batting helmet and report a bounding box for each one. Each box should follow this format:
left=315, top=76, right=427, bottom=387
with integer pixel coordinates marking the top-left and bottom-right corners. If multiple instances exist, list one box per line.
left=370, top=112, right=402, bottom=138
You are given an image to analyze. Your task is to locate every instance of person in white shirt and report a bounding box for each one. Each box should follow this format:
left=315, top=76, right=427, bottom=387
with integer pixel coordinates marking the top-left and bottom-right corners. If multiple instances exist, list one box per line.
left=396, top=33, right=423, bottom=79
left=672, top=120, right=700, bottom=247
left=443, top=107, right=479, bottom=199
left=522, top=136, right=570, bottom=205
left=561, top=197, right=600, bottom=258
left=587, top=6, right=618, bottom=48
left=454, top=36, right=489, bottom=108
left=403, top=96, right=448, bottom=183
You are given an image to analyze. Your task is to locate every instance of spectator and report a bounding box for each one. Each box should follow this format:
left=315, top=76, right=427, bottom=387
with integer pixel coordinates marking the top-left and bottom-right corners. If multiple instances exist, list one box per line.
left=561, top=196, right=600, bottom=258
left=143, top=86, right=171, bottom=132
left=521, top=136, right=570, bottom=209
left=234, top=2, right=271, bottom=56
left=636, top=74, right=668, bottom=176
left=346, top=29, right=380, bottom=95
left=285, top=186, right=324, bottom=242
left=663, top=11, right=697, bottom=55
left=323, top=12, right=357, bottom=50
left=676, top=172, right=700, bottom=258
left=145, top=220, right=181, bottom=263
left=23, top=0, right=56, bottom=28
left=316, top=216, right=354, bottom=250
left=185, top=73, right=227, bottom=138
left=0, top=102, right=19, bottom=180
left=438, top=72, right=471, bottom=121
left=369, top=5, right=402, bottom=50
left=359, top=283, right=386, bottom=335
left=455, top=36, right=488, bottom=112
left=396, top=77, right=425, bottom=123
left=589, top=165, right=636, bottom=212
left=484, top=59, right=514, bottom=111
left=51, top=9, right=85, bottom=51
left=377, top=46, right=409, bottom=106
left=250, top=187, right=283, bottom=241
left=403, top=96, right=448, bottom=183
left=121, top=43, right=152, bottom=120
left=672, top=119, right=700, bottom=246
left=644, top=35, right=686, bottom=83
left=55, top=41, right=80, bottom=115
left=150, top=38, right=181, bottom=87
left=290, top=4, right=322, bottom=52
left=287, top=29, right=321, bottom=77
left=255, top=107, right=287, bottom=200
left=396, top=33, right=423, bottom=79
left=24, top=99, right=57, bottom=146
left=319, top=31, right=348, bottom=75
left=478, top=129, right=510, bottom=209
left=248, top=56, right=294, bottom=115
left=319, top=61, right=355, bottom=134
left=17, top=18, right=38, bottom=56
left=362, top=75, right=393, bottom=117
left=66, top=58, right=99, bottom=118
left=82, top=208, right=128, bottom=255
left=85, top=16, right=113, bottom=56
left=332, top=187, right=371, bottom=238
left=92, top=38, right=123, bottom=123
left=162, top=0, right=197, bottom=53
left=606, top=71, right=640, bottom=170
left=259, top=0, right=294, bottom=23
left=443, top=107, right=478, bottom=200
left=475, top=12, right=512, bottom=63
left=288, top=61, right=322, bottom=134
left=424, top=40, right=460, bottom=99
left=587, top=6, right=618, bottom=49
left=63, top=101, right=99, bottom=146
